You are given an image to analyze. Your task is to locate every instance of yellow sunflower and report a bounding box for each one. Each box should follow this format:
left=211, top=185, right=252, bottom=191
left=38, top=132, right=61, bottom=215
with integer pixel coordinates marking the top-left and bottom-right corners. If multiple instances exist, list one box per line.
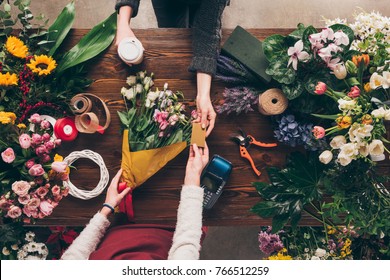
left=0, top=111, right=17, bottom=125
left=5, top=36, right=29, bottom=59
left=0, top=72, right=18, bottom=87
left=27, top=55, right=57, bottom=76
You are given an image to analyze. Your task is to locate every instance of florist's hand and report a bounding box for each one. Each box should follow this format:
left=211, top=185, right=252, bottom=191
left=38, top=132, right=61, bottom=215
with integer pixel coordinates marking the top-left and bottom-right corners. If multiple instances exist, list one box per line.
left=196, top=95, right=216, bottom=137
left=184, top=142, right=209, bottom=186
left=101, top=169, right=131, bottom=217
left=115, top=5, right=136, bottom=48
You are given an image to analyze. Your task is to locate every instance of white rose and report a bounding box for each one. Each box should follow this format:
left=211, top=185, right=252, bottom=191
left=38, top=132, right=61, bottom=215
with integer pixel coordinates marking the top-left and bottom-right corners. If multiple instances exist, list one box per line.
left=349, top=124, right=373, bottom=142
left=330, top=135, right=346, bottom=149
left=384, top=109, right=390, bottom=121
left=315, top=248, right=327, bottom=258
left=340, top=143, right=358, bottom=157
left=126, top=75, right=137, bottom=86
left=358, top=143, right=369, bottom=157
left=147, top=91, right=159, bottom=102
left=338, top=152, right=352, bottom=166
left=311, top=256, right=320, bottom=260
left=371, top=107, right=386, bottom=118
left=338, top=98, right=356, bottom=111
left=135, top=83, right=143, bottom=93
left=368, top=139, right=384, bottom=156
left=124, top=87, right=136, bottom=100
left=319, top=150, right=333, bottom=164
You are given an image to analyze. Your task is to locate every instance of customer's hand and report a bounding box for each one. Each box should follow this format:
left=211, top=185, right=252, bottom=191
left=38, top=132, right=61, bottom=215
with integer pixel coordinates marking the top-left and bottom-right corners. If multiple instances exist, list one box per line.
left=100, top=169, right=131, bottom=216
left=184, top=142, right=209, bottom=186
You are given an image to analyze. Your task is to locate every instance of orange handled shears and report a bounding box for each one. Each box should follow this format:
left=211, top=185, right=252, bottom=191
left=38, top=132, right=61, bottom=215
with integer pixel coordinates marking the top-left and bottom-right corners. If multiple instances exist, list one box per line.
left=231, top=130, right=277, bottom=176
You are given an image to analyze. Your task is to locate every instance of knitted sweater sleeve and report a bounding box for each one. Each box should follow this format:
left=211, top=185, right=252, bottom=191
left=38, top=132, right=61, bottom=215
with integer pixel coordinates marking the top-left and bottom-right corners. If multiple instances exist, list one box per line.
left=115, top=0, right=140, bottom=17
left=188, top=0, right=229, bottom=76
left=60, top=213, right=110, bottom=260
left=168, top=185, right=204, bottom=260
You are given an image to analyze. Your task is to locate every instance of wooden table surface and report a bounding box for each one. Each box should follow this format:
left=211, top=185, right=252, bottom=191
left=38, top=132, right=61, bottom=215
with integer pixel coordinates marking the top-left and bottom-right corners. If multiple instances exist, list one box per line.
left=35, top=28, right=390, bottom=227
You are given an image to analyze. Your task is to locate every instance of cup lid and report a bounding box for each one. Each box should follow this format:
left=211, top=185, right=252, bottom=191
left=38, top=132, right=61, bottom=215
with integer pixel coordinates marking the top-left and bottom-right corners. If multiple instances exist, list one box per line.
left=118, top=39, right=141, bottom=61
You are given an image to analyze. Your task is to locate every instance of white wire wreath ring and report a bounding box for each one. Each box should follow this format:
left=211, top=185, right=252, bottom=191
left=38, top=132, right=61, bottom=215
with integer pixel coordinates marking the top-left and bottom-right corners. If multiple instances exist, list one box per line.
left=63, top=149, right=109, bottom=200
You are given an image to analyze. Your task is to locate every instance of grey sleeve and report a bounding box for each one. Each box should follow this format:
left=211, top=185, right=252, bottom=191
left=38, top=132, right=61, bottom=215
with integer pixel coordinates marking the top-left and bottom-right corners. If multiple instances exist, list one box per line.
left=188, top=0, right=229, bottom=76
left=115, top=0, right=140, bottom=17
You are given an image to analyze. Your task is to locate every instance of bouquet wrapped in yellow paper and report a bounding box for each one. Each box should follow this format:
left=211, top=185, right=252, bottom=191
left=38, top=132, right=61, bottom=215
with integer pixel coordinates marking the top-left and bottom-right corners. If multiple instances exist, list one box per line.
left=117, top=71, right=193, bottom=219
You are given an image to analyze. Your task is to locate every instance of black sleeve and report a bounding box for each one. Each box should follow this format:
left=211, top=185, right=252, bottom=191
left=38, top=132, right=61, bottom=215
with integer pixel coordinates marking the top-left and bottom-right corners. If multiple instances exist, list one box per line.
left=115, top=0, right=141, bottom=18
left=188, top=0, right=229, bottom=76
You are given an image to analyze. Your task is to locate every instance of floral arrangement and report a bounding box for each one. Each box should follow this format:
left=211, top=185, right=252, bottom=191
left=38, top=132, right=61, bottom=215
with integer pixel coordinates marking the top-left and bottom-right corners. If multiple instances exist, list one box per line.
left=251, top=10, right=390, bottom=260
left=118, top=71, right=193, bottom=151
left=0, top=1, right=117, bottom=260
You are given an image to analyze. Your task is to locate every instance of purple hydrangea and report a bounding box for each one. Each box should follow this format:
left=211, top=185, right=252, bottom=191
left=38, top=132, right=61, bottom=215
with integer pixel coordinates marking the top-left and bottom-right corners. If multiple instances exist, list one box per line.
left=258, top=229, right=284, bottom=255
left=216, top=87, right=259, bottom=115
left=274, top=114, right=327, bottom=151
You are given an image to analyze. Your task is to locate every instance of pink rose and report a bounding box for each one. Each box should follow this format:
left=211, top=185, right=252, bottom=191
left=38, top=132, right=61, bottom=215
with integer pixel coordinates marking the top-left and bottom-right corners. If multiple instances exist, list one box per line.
left=54, top=139, right=62, bottom=147
left=11, top=180, right=31, bottom=197
left=40, top=120, right=51, bottom=130
left=51, top=161, right=68, bottom=173
left=51, top=185, right=61, bottom=196
left=19, top=134, right=31, bottom=149
left=62, top=187, right=69, bottom=197
left=40, top=154, right=51, bottom=163
left=31, top=133, right=42, bottom=145
left=26, top=197, right=41, bottom=210
left=35, top=145, right=47, bottom=156
left=25, top=159, right=35, bottom=169
left=191, top=110, right=198, bottom=119
left=159, top=120, right=169, bottom=131
left=42, top=133, right=51, bottom=142
left=312, top=126, right=326, bottom=139
left=44, top=141, right=55, bottom=151
left=29, top=113, right=41, bottom=124
left=314, top=82, right=327, bottom=95
left=7, top=205, right=22, bottom=219
left=347, top=86, right=360, bottom=98
left=18, top=195, right=30, bottom=205
left=61, top=173, right=69, bottom=181
left=53, top=194, right=63, bottom=202
left=39, top=200, right=54, bottom=216
left=0, top=197, right=12, bottom=210
left=28, top=164, right=45, bottom=176
left=23, top=206, right=38, bottom=218
left=1, top=147, right=15, bottom=163
left=34, top=177, right=44, bottom=185
left=35, top=187, right=49, bottom=198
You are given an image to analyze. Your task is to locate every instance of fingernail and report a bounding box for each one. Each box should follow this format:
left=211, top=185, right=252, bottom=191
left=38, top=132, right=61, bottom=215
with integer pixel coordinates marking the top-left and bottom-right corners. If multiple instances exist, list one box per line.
left=201, top=124, right=205, bottom=129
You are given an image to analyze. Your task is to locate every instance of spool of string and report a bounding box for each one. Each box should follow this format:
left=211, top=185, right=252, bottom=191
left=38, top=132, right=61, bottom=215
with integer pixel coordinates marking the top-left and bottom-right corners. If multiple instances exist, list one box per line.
left=258, top=88, right=288, bottom=116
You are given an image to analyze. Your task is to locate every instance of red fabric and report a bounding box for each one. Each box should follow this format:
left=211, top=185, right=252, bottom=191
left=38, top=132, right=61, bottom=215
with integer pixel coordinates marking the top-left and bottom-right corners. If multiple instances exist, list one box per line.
left=89, top=224, right=175, bottom=260
left=118, top=186, right=134, bottom=222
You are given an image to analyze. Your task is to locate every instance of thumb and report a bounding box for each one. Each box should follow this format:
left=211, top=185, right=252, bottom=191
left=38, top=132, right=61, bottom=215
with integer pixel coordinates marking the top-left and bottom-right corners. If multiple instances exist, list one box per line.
left=118, top=187, right=131, bottom=200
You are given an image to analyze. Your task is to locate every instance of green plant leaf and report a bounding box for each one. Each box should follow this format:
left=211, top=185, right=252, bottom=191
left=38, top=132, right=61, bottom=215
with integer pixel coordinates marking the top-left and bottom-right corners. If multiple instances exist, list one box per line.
left=46, top=1, right=75, bottom=56
left=266, top=56, right=296, bottom=84
left=250, top=201, right=278, bottom=218
left=55, top=12, right=117, bottom=75
left=302, top=25, right=317, bottom=48
left=311, top=113, right=339, bottom=120
left=117, top=111, right=130, bottom=127
left=263, top=34, right=286, bottom=62
left=272, top=213, right=290, bottom=233
left=288, top=23, right=306, bottom=40
left=281, top=81, right=304, bottom=100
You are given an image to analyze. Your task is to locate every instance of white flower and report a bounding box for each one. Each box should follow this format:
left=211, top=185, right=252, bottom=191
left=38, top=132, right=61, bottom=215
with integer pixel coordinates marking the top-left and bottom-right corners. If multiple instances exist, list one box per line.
left=126, top=75, right=136, bottom=86
left=330, top=135, right=346, bottom=149
left=25, top=231, right=35, bottom=242
left=135, top=83, right=143, bottom=93
left=319, top=150, right=333, bottom=164
left=144, top=99, right=153, bottom=108
left=334, top=30, right=349, bottom=46
left=385, top=109, right=390, bottom=121
left=340, top=143, right=358, bottom=157
left=369, top=139, right=385, bottom=156
left=287, top=40, right=310, bottom=70
left=338, top=152, right=353, bottom=166
left=163, top=82, right=168, bottom=90
left=332, top=63, right=347, bottom=79
left=370, top=72, right=386, bottom=89
left=11, top=244, right=19, bottom=251
left=147, top=91, right=159, bottom=102
left=315, top=248, right=327, bottom=258
left=122, top=87, right=136, bottom=100
left=383, top=71, right=390, bottom=88
left=357, top=143, right=369, bottom=157
left=2, top=247, right=10, bottom=256
left=371, top=107, right=387, bottom=118
left=348, top=124, right=373, bottom=142
left=338, top=98, right=356, bottom=112
left=311, top=256, right=321, bottom=260
left=17, top=249, right=28, bottom=260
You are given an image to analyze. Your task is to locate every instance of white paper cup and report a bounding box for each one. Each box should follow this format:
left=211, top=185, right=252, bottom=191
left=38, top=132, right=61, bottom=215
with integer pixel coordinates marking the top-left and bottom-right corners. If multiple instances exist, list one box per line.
left=118, top=37, right=144, bottom=65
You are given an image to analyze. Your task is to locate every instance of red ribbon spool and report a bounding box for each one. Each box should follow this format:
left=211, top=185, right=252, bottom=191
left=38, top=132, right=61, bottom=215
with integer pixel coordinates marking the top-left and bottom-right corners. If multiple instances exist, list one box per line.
left=54, top=117, right=78, bottom=141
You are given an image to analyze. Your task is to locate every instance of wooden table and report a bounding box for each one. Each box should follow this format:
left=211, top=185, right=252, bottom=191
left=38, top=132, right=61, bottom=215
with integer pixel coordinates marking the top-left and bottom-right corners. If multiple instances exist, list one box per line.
left=35, top=29, right=390, bottom=227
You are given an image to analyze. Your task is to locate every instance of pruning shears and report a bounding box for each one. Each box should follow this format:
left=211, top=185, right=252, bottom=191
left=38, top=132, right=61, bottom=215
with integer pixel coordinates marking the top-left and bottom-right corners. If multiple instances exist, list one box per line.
left=231, top=129, right=277, bottom=176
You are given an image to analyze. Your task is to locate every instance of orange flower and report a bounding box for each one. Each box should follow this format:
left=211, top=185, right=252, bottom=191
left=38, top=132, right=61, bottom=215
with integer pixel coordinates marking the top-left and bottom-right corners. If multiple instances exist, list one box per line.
left=336, top=115, right=352, bottom=129
left=352, top=54, right=370, bottom=67
left=361, top=114, right=373, bottom=125
left=364, top=82, right=372, bottom=93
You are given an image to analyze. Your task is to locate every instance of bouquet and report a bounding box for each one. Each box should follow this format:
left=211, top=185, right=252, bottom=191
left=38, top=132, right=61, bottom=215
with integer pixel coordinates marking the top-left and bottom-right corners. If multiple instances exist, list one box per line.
left=117, top=71, right=193, bottom=219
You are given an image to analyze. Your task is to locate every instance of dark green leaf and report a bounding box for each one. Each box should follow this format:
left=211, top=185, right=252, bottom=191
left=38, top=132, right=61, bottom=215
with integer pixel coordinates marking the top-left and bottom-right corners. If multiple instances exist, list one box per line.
left=281, top=81, right=304, bottom=100
left=117, top=111, right=130, bottom=127
left=47, top=1, right=75, bottom=56
left=271, top=213, right=290, bottom=233
left=250, top=201, right=278, bottom=218
left=56, top=12, right=117, bottom=74
left=266, top=56, right=296, bottom=84
left=288, top=23, right=306, bottom=40
left=302, top=25, right=318, bottom=48
left=263, top=34, right=286, bottom=61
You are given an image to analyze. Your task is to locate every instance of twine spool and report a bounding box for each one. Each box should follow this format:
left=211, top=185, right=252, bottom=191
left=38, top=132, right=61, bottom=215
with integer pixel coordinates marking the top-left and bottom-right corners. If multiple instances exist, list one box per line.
left=258, top=88, right=288, bottom=116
